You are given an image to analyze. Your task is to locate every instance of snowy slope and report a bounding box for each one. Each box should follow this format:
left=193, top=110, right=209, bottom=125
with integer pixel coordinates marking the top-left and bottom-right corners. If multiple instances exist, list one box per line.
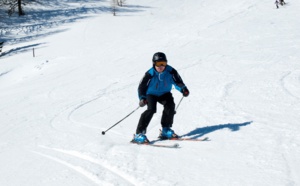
left=1, top=0, right=300, bottom=185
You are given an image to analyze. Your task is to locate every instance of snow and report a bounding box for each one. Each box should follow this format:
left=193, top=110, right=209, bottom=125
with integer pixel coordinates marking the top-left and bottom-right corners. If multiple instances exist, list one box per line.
left=1, top=0, right=300, bottom=185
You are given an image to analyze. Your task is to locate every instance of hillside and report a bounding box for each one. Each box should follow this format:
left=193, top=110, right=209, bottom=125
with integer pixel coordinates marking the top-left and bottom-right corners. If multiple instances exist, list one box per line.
left=1, top=0, right=300, bottom=185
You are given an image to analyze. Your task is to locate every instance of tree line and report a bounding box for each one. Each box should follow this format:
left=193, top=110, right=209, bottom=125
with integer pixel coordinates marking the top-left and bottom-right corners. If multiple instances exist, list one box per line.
left=1, top=0, right=127, bottom=17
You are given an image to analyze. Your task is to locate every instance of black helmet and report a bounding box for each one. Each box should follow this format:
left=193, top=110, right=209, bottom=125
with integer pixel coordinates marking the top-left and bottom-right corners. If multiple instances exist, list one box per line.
left=152, top=52, right=167, bottom=62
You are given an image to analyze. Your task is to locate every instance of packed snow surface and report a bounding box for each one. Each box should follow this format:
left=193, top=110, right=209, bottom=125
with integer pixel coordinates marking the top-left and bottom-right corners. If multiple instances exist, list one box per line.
left=1, top=0, right=300, bottom=185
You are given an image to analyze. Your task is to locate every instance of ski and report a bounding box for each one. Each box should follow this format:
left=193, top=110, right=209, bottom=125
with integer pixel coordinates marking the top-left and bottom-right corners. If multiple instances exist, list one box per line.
left=151, top=136, right=209, bottom=143
left=130, top=137, right=208, bottom=148
left=145, top=143, right=180, bottom=148
left=169, top=137, right=209, bottom=141
left=131, top=142, right=180, bottom=148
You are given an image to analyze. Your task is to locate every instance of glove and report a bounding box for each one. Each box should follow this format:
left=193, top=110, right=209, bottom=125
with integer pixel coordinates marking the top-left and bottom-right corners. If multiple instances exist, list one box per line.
left=182, top=87, right=189, bottom=97
left=139, top=99, right=147, bottom=107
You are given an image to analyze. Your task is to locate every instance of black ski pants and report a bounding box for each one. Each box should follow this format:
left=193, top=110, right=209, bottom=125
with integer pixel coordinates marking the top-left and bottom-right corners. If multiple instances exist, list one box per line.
left=136, top=92, right=175, bottom=134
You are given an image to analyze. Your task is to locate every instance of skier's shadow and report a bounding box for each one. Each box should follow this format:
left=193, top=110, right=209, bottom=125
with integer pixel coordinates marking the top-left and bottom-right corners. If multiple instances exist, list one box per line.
left=181, top=121, right=253, bottom=139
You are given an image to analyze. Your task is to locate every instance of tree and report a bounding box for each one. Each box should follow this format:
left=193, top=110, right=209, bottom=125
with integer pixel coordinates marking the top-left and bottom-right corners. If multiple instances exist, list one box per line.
left=117, top=0, right=126, bottom=7
left=111, top=0, right=117, bottom=16
left=0, top=0, right=25, bottom=16
left=111, top=0, right=127, bottom=16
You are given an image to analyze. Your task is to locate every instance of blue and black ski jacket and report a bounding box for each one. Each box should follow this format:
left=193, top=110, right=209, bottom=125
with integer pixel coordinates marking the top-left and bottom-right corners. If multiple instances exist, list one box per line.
left=138, top=65, right=187, bottom=100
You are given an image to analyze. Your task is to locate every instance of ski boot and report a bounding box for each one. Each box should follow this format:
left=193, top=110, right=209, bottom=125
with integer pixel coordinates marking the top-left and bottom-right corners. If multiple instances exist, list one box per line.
left=158, top=127, right=179, bottom=140
left=131, top=133, right=150, bottom=144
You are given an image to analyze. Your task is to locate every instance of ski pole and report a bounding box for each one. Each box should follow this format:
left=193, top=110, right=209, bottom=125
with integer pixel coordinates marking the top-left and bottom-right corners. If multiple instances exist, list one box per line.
left=102, top=106, right=140, bottom=135
left=175, top=96, right=184, bottom=113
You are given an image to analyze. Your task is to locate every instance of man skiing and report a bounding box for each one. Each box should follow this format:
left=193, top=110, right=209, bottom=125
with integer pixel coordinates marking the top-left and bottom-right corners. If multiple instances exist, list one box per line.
left=279, top=0, right=286, bottom=5
left=131, top=52, right=189, bottom=144
left=275, top=0, right=279, bottom=8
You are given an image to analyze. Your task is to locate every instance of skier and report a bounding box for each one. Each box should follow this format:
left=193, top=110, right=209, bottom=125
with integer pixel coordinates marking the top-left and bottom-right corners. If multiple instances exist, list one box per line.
left=275, top=0, right=279, bottom=8
left=131, top=52, right=189, bottom=143
left=279, top=0, right=286, bottom=5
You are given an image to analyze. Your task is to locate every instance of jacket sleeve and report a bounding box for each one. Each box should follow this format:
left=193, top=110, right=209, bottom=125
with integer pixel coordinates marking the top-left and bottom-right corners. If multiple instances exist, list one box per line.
left=170, top=68, right=187, bottom=92
left=138, top=72, right=152, bottom=100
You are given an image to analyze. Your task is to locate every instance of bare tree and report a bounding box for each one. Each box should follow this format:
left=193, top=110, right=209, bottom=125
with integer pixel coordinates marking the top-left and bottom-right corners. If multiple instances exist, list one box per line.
left=117, top=0, right=126, bottom=7
left=111, top=0, right=117, bottom=16
left=0, top=0, right=25, bottom=16
left=0, top=41, right=4, bottom=53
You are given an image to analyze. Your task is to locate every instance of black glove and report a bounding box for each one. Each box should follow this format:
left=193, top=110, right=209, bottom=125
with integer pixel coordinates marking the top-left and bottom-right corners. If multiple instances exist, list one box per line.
left=182, top=87, right=189, bottom=97
left=139, top=99, right=147, bottom=107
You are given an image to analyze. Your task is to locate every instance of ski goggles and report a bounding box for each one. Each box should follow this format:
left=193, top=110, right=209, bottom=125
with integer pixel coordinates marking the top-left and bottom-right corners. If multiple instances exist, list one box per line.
left=154, top=61, right=167, bottom=67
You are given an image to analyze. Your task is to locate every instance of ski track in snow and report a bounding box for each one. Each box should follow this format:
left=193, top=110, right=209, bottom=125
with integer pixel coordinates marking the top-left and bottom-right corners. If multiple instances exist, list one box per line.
left=33, top=151, right=109, bottom=185
left=35, top=146, right=139, bottom=186
left=280, top=70, right=300, bottom=101
left=49, top=80, right=136, bottom=132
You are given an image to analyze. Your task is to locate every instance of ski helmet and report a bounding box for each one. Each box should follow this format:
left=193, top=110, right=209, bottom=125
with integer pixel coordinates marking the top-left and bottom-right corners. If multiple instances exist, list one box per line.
left=152, top=52, right=167, bottom=62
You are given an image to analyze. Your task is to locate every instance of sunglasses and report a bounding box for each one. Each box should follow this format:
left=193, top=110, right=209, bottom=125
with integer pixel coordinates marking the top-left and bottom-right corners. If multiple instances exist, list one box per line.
left=155, top=61, right=167, bottom=67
